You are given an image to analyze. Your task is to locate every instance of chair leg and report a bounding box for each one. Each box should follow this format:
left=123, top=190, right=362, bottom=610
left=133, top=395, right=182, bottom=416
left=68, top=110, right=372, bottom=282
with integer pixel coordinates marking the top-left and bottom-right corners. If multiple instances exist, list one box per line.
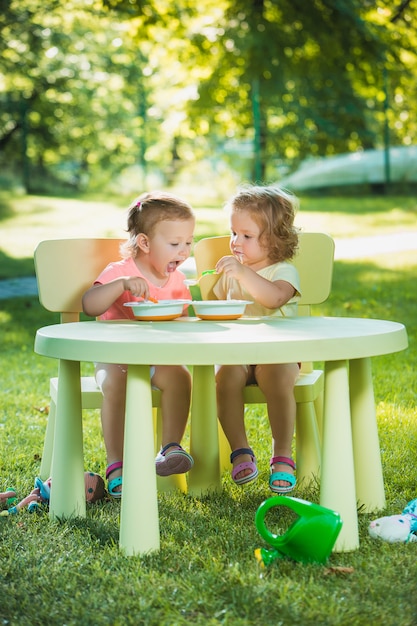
left=39, top=400, right=56, bottom=480
left=188, top=365, right=221, bottom=495
left=313, top=391, right=324, bottom=442
left=218, top=421, right=231, bottom=473
left=295, top=401, right=321, bottom=485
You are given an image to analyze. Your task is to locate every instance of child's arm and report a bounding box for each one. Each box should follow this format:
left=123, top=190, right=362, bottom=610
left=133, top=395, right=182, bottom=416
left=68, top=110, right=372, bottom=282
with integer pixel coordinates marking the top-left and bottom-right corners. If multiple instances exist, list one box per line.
left=215, top=256, right=295, bottom=309
left=82, top=276, right=149, bottom=317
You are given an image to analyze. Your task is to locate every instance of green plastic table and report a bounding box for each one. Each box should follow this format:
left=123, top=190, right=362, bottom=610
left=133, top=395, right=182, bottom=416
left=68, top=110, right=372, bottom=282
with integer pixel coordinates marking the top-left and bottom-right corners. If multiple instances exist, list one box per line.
left=34, top=316, right=408, bottom=555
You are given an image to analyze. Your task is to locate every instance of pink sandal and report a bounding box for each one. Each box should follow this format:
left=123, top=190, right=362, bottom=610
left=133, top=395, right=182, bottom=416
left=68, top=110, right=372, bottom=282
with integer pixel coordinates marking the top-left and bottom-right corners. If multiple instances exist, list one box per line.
left=231, top=448, right=258, bottom=485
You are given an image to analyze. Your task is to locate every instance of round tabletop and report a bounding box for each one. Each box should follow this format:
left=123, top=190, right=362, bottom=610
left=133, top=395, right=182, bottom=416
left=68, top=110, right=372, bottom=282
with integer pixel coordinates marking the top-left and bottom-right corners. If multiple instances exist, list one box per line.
left=34, top=316, right=408, bottom=365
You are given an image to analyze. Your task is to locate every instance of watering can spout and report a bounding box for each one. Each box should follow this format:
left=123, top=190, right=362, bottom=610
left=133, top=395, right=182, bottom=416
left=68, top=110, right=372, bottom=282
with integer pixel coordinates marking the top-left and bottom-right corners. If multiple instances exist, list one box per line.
left=254, top=547, right=283, bottom=568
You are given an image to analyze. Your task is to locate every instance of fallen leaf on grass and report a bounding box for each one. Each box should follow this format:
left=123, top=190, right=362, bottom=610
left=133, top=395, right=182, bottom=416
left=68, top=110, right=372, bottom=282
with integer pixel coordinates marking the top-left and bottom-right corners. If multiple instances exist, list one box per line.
left=34, top=405, right=50, bottom=414
left=323, top=566, right=355, bottom=576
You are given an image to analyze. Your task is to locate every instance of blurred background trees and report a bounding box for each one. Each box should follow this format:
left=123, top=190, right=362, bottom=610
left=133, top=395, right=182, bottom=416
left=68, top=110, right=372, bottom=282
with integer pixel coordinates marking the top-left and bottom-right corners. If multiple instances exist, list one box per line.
left=0, top=0, right=416, bottom=194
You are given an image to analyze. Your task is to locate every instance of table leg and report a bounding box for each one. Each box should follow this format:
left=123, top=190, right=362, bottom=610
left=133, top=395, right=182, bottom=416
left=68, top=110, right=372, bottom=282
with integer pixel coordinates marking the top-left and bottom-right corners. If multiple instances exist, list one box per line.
left=188, top=365, right=221, bottom=495
left=321, top=360, right=359, bottom=551
left=49, top=359, right=86, bottom=519
left=120, top=364, right=160, bottom=555
left=350, top=357, right=385, bottom=512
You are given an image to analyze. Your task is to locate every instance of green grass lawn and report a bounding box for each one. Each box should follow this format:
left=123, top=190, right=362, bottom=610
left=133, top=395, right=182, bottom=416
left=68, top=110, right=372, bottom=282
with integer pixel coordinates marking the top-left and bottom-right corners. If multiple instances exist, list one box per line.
left=0, top=193, right=416, bottom=625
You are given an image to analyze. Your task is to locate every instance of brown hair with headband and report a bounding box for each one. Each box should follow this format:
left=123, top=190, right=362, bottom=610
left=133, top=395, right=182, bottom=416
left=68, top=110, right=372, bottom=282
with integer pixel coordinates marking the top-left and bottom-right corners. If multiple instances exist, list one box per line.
left=121, top=191, right=195, bottom=258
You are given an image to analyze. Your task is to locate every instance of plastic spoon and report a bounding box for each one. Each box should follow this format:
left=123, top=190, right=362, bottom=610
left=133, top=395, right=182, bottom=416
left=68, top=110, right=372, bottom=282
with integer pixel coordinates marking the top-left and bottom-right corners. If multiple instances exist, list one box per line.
left=227, top=254, right=243, bottom=299
left=184, top=269, right=216, bottom=287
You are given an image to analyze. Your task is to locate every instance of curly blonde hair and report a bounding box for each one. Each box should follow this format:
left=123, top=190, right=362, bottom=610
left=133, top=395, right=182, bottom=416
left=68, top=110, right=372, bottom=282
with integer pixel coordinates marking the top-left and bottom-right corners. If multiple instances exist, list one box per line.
left=120, top=190, right=195, bottom=258
left=225, top=184, right=299, bottom=262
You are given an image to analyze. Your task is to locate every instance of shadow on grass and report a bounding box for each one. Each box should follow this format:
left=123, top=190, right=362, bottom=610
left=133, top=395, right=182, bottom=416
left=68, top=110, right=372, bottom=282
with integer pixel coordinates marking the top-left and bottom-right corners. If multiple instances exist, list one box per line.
left=0, top=189, right=35, bottom=277
left=322, top=259, right=416, bottom=337
left=71, top=480, right=324, bottom=555
left=0, top=248, right=35, bottom=279
left=0, top=193, right=15, bottom=220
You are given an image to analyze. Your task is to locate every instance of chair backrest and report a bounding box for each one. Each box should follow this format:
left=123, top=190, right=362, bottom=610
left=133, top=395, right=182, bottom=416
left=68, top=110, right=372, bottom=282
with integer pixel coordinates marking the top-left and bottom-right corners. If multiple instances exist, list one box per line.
left=193, top=232, right=335, bottom=315
left=34, top=238, right=124, bottom=322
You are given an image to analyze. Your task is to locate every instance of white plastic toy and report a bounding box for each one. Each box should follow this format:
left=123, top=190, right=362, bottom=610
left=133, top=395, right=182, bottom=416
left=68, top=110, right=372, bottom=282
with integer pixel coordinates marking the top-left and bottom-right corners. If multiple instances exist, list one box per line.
left=368, top=498, right=417, bottom=543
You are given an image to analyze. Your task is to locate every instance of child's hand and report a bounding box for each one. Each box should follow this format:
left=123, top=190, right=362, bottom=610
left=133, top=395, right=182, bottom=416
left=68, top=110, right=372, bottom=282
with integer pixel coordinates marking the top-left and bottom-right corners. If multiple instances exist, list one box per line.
left=123, top=276, right=149, bottom=299
left=216, top=255, right=245, bottom=280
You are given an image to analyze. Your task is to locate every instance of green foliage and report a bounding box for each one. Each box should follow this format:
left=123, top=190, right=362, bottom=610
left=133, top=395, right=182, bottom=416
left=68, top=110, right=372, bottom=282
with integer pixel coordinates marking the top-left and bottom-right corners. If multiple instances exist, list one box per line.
left=1, top=1, right=417, bottom=190
left=191, top=0, right=385, bottom=162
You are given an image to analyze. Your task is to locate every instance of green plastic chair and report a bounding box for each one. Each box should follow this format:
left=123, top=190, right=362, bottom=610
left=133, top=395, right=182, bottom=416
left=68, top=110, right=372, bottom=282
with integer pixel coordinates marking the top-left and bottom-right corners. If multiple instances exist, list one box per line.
left=193, top=232, right=335, bottom=484
left=34, top=238, right=187, bottom=493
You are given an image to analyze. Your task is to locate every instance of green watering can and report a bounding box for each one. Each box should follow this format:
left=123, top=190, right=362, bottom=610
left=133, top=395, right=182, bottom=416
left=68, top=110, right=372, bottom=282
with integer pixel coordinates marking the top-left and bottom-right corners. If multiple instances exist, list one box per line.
left=255, top=496, right=343, bottom=566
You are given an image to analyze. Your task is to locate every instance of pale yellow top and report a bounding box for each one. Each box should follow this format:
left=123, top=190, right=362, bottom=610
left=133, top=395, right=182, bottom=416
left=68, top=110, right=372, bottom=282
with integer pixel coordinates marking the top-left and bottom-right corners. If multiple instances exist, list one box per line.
left=213, top=261, right=301, bottom=317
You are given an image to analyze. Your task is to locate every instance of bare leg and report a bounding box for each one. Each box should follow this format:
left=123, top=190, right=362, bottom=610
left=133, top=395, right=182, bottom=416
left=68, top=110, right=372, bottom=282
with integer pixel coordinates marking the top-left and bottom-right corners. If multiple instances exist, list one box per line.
left=151, top=365, right=192, bottom=452
left=97, top=363, right=192, bottom=487
left=255, top=363, right=299, bottom=489
left=216, top=364, right=254, bottom=481
left=96, top=362, right=128, bottom=492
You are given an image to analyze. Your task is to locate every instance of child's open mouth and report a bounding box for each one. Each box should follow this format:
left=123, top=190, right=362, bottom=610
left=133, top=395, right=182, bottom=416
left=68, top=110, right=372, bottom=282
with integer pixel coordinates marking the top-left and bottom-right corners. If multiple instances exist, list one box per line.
left=166, top=261, right=179, bottom=273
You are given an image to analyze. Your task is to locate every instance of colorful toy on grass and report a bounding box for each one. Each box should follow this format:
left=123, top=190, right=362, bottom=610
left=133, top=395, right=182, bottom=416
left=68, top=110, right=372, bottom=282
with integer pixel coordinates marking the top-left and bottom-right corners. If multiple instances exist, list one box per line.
left=0, top=472, right=106, bottom=517
left=0, top=488, right=18, bottom=508
left=368, top=498, right=417, bottom=543
left=0, top=477, right=52, bottom=515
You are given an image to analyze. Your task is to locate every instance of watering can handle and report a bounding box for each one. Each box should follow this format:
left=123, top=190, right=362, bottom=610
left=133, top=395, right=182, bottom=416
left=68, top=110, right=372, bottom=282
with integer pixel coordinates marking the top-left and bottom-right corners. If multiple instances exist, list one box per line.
left=255, top=496, right=293, bottom=544
left=255, top=496, right=321, bottom=544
